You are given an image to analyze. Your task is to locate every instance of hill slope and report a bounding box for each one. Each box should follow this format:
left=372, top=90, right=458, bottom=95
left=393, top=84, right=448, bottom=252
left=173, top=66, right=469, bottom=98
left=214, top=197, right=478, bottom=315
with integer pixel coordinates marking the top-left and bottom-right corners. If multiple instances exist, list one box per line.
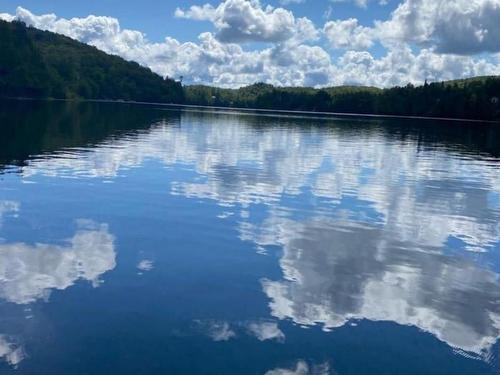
left=0, top=20, right=184, bottom=103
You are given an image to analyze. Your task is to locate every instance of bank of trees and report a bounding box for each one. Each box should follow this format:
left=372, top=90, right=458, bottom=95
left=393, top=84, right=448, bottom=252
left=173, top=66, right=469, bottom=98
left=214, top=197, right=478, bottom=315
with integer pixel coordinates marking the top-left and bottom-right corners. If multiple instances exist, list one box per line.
left=185, top=78, right=500, bottom=121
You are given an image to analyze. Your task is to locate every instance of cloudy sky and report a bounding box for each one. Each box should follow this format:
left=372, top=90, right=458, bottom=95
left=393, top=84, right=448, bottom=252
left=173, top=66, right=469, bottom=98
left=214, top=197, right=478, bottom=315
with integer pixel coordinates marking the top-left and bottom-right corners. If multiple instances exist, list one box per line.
left=1, top=0, right=499, bottom=88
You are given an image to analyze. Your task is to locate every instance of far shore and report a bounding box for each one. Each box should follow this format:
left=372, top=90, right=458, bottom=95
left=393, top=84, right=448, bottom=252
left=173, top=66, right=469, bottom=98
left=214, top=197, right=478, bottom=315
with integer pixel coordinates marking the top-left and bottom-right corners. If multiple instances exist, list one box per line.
left=3, top=96, right=498, bottom=124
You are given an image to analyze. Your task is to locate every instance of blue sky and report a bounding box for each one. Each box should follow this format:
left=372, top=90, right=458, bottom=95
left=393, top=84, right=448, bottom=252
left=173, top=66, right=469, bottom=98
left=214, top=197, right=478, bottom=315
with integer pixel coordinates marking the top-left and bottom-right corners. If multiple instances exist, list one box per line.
left=0, top=0, right=395, bottom=42
left=0, top=0, right=499, bottom=88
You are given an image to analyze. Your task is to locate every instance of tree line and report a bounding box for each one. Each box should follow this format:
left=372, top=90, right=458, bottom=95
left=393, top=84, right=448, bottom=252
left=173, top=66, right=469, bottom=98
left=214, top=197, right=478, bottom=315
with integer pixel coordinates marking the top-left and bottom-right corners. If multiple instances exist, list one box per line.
left=184, top=79, right=500, bottom=121
left=1, top=20, right=499, bottom=121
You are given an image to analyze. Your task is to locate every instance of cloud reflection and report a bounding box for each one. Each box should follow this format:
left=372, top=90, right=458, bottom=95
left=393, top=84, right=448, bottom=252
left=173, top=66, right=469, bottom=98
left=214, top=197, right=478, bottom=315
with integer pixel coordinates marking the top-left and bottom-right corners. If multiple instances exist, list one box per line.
left=0, top=201, right=19, bottom=228
left=137, top=260, right=154, bottom=274
left=265, top=360, right=330, bottom=375
left=257, top=215, right=500, bottom=355
left=208, top=321, right=237, bottom=342
left=8, top=111, right=500, bottom=355
left=0, top=335, right=24, bottom=367
left=17, top=116, right=499, bottom=253
left=247, top=321, right=285, bottom=342
left=0, top=220, right=116, bottom=304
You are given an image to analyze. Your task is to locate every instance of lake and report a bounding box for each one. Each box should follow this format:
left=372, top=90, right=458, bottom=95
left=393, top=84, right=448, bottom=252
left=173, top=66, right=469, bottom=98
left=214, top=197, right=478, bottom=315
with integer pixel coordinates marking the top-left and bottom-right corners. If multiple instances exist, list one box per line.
left=0, top=100, right=499, bottom=374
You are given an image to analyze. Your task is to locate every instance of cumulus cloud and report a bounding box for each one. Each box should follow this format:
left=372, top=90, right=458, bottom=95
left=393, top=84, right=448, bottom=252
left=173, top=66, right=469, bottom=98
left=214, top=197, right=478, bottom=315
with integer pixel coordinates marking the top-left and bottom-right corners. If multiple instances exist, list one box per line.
left=377, top=0, right=500, bottom=54
left=1, top=5, right=498, bottom=87
left=0, top=13, right=14, bottom=22
left=335, top=45, right=499, bottom=86
left=328, top=0, right=500, bottom=55
left=0, top=220, right=116, bottom=304
left=174, top=4, right=217, bottom=21
left=324, top=18, right=374, bottom=50
left=175, top=0, right=318, bottom=44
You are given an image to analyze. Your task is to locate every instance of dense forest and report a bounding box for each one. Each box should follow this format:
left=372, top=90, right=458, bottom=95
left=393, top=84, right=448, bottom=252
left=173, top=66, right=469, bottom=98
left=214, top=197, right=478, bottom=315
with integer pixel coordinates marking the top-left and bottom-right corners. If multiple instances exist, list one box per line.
left=1, top=20, right=499, bottom=121
left=185, top=78, right=500, bottom=121
left=0, top=20, right=184, bottom=103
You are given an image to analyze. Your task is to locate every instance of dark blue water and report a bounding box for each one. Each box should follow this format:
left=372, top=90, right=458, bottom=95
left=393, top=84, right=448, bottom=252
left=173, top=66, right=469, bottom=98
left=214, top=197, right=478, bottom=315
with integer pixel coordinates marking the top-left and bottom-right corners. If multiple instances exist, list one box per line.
left=1, top=101, right=499, bottom=374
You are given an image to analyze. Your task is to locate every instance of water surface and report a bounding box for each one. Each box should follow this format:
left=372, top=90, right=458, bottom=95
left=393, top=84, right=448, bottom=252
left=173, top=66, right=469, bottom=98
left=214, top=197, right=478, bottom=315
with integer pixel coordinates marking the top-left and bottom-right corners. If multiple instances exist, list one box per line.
left=1, top=101, right=499, bottom=374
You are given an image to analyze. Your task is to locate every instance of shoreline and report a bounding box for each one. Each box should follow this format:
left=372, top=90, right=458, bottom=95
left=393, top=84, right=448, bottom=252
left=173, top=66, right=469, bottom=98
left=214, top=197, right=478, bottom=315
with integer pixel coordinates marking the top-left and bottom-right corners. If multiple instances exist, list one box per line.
left=3, top=96, right=498, bottom=124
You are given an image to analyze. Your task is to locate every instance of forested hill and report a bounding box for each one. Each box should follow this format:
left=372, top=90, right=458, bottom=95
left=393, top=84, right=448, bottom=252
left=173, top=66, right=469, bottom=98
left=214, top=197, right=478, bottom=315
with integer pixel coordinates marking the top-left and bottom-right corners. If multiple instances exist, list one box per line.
left=0, top=20, right=184, bottom=103
left=185, top=78, right=500, bottom=121
left=1, top=20, right=499, bottom=121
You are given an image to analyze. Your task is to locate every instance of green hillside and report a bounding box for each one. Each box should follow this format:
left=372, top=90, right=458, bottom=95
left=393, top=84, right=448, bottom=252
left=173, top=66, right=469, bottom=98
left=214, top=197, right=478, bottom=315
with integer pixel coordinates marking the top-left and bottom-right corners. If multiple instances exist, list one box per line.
left=0, top=20, right=184, bottom=103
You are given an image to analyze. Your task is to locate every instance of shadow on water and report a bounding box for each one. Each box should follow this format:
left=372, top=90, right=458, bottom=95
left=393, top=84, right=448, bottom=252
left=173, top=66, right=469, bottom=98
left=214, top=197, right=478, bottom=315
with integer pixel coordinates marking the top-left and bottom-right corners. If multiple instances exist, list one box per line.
left=0, top=100, right=180, bottom=170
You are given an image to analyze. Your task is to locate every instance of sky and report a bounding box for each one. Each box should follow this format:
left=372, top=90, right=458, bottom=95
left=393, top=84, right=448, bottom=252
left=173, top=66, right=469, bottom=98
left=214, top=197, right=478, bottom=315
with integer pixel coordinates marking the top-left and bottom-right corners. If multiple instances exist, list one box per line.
left=0, top=0, right=499, bottom=88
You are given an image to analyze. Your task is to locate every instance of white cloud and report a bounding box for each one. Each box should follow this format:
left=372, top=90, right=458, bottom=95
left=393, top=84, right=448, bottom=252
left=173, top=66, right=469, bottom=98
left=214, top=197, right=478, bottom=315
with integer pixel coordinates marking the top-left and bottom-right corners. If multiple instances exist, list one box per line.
left=175, top=0, right=318, bottom=44
left=377, top=0, right=500, bottom=54
left=174, top=4, right=217, bottom=21
left=14, top=7, right=123, bottom=45
left=327, top=0, right=500, bottom=55
left=0, top=13, right=15, bottom=22
left=324, top=18, right=374, bottom=50
left=334, top=45, right=499, bottom=87
left=0, top=220, right=116, bottom=304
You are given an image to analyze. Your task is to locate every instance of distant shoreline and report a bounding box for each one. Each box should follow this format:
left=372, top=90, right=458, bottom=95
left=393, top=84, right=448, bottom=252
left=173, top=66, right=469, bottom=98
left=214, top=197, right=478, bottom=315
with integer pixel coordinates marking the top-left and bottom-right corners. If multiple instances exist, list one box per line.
left=154, top=102, right=498, bottom=124
left=4, top=96, right=499, bottom=124
left=16, top=97, right=500, bottom=124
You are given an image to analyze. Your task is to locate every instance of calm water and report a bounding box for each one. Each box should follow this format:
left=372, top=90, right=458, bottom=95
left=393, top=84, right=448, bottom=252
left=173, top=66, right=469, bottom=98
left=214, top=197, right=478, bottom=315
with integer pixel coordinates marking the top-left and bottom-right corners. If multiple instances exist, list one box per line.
left=1, top=100, right=500, bottom=374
